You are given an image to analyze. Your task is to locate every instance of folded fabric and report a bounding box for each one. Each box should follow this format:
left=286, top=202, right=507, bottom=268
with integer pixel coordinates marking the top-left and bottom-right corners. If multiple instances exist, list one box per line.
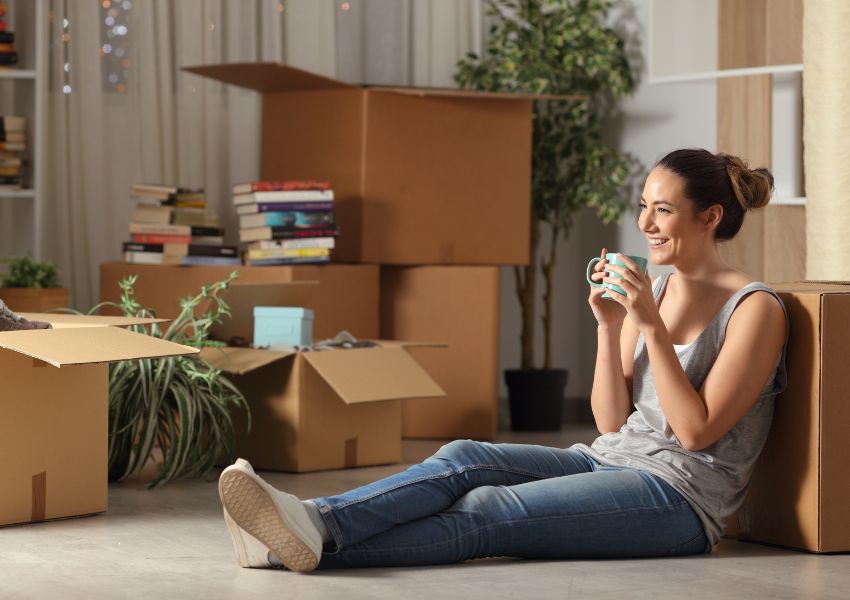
left=0, top=298, right=53, bottom=331
left=264, top=330, right=378, bottom=353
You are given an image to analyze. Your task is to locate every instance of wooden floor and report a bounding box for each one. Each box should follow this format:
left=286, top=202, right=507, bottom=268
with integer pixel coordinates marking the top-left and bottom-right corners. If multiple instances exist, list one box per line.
left=3, top=426, right=849, bottom=599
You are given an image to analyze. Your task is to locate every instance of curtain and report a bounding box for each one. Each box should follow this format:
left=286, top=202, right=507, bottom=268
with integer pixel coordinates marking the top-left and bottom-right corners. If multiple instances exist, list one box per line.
left=42, top=0, right=481, bottom=310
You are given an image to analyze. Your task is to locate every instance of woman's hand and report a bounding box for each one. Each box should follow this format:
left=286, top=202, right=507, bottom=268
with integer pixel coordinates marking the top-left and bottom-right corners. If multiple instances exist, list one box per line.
left=588, top=248, right=627, bottom=330
left=601, top=254, right=662, bottom=332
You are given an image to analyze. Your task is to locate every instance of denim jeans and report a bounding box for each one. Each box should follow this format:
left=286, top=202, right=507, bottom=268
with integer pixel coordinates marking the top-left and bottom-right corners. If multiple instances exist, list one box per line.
left=312, top=440, right=709, bottom=569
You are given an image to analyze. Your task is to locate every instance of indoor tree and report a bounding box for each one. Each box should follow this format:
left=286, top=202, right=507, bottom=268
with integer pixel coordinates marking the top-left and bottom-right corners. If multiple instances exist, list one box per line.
left=456, top=0, right=639, bottom=428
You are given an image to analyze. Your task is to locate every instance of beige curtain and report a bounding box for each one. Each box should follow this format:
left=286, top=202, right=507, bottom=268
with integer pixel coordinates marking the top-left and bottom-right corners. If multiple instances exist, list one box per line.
left=804, top=0, right=850, bottom=279
left=41, top=0, right=481, bottom=310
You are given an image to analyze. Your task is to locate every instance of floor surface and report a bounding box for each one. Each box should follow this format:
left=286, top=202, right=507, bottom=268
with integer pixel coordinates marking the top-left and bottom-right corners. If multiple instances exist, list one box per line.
left=3, top=426, right=849, bottom=599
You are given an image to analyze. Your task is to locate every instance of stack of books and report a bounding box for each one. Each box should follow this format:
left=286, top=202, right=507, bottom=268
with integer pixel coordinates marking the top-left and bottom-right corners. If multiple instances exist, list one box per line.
left=123, top=183, right=240, bottom=266
left=0, top=115, right=24, bottom=189
left=235, top=180, right=337, bottom=266
left=0, top=5, right=17, bottom=70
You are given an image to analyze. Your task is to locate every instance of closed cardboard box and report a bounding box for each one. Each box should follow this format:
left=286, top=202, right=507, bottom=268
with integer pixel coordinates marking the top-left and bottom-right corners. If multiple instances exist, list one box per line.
left=199, top=283, right=446, bottom=472
left=0, top=314, right=197, bottom=527
left=99, top=262, right=379, bottom=341
left=182, top=62, right=550, bottom=266
left=726, top=283, right=850, bottom=552
left=380, top=266, right=500, bottom=440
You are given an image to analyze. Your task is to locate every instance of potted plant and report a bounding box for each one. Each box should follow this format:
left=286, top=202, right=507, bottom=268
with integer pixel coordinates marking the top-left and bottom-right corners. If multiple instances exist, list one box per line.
left=456, top=0, right=638, bottom=430
left=0, top=254, right=70, bottom=312
left=89, top=272, right=250, bottom=487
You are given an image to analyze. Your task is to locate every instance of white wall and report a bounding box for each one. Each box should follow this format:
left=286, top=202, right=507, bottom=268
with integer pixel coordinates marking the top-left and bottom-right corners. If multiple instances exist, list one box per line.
left=497, top=0, right=718, bottom=403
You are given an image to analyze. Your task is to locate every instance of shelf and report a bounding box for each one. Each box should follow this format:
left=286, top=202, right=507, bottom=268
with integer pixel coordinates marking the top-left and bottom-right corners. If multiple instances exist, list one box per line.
left=651, top=64, right=803, bottom=85
left=0, top=189, right=36, bottom=198
left=772, top=196, right=806, bottom=206
left=0, top=69, right=37, bottom=80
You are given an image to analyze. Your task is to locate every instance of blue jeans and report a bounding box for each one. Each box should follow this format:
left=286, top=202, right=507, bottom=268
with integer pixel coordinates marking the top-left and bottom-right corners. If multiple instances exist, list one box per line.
left=312, top=440, right=709, bottom=568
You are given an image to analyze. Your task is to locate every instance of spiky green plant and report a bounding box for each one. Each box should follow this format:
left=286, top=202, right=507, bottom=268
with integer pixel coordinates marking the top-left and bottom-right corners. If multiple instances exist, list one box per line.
left=89, top=272, right=250, bottom=487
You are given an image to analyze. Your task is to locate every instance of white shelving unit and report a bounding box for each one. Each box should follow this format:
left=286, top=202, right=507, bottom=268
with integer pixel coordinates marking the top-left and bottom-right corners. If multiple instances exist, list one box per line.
left=0, top=0, right=46, bottom=258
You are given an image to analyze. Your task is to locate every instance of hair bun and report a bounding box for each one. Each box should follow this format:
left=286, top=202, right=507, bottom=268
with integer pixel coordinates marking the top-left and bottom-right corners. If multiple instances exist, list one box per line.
left=717, top=153, right=774, bottom=211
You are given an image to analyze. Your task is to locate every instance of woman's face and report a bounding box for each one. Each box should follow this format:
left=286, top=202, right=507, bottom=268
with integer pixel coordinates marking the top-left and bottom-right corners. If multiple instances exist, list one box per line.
left=638, top=167, right=713, bottom=266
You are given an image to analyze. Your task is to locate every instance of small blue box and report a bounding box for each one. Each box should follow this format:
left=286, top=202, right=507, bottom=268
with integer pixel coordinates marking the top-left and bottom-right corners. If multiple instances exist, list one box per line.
left=253, top=306, right=314, bottom=347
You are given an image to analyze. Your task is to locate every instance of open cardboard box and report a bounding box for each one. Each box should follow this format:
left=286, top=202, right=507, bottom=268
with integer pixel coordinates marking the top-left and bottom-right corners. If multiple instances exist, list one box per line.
left=725, top=282, right=850, bottom=552
left=183, top=62, right=580, bottom=265
left=201, top=282, right=446, bottom=472
left=0, top=313, right=198, bottom=527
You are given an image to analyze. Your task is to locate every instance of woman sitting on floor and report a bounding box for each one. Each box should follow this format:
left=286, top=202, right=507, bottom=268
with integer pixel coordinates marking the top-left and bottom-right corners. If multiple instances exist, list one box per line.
left=216, top=148, right=789, bottom=571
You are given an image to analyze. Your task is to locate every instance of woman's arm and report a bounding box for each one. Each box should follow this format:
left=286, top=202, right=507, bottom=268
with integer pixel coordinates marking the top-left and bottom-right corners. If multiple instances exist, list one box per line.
left=643, top=291, right=786, bottom=451
left=601, top=256, right=786, bottom=452
left=590, top=325, right=634, bottom=433
left=587, top=248, right=644, bottom=434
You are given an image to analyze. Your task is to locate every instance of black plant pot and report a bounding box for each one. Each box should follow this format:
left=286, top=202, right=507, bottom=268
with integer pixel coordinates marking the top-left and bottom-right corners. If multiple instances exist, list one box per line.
left=505, top=369, right=568, bottom=431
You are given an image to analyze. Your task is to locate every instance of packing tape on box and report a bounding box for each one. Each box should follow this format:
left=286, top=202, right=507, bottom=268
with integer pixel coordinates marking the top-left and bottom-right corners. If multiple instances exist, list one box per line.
left=31, top=471, right=46, bottom=522
left=344, top=437, right=358, bottom=468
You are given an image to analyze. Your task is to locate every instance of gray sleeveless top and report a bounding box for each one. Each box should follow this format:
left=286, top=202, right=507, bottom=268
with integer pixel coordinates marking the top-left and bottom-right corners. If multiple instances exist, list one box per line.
left=572, top=272, right=789, bottom=547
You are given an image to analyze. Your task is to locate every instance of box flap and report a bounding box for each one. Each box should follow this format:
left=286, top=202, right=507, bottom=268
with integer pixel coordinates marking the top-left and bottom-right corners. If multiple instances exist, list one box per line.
left=15, top=313, right=169, bottom=329
left=374, top=340, right=448, bottom=350
left=369, top=86, right=585, bottom=102
left=183, top=62, right=355, bottom=93
left=302, top=347, right=445, bottom=405
left=211, top=281, right=320, bottom=344
left=199, top=346, right=294, bottom=375
left=773, top=281, right=850, bottom=293
left=0, top=326, right=198, bottom=367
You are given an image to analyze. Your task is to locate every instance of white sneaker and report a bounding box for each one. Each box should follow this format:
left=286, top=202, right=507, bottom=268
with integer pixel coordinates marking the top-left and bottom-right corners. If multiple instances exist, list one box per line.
left=219, top=459, right=322, bottom=572
left=223, top=509, right=279, bottom=568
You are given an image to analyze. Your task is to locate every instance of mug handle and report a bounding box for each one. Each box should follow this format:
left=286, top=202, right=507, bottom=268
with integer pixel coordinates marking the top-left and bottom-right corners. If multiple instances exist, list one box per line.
left=586, top=257, right=604, bottom=288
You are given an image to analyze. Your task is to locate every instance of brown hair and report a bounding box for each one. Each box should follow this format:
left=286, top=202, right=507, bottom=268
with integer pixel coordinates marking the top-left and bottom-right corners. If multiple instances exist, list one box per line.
left=656, top=149, right=774, bottom=240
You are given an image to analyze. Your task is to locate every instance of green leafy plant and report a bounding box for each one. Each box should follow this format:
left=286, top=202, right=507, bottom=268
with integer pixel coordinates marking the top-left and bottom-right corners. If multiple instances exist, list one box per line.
left=90, top=272, right=250, bottom=487
left=0, top=254, right=61, bottom=288
left=456, top=0, right=640, bottom=370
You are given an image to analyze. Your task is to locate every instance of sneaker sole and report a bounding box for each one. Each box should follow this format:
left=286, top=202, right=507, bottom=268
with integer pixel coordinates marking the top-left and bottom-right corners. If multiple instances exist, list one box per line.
left=219, top=470, right=319, bottom=572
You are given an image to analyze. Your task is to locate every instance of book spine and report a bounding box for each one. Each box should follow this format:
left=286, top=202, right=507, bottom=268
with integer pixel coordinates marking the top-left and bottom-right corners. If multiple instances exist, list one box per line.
left=0, top=53, right=18, bottom=66
left=234, top=180, right=330, bottom=193
left=187, top=244, right=239, bottom=257
left=190, top=226, right=224, bottom=237
left=180, top=255, right=242, bottom=266
left=243, top=201, right=335, bottom=214
left=249, top=237, right=336, bottom=250
left=247, top=256, right=332, bottom=266
left=270, top=226, right=338, bottom=240
left=131, top=234, right=192, bottom=244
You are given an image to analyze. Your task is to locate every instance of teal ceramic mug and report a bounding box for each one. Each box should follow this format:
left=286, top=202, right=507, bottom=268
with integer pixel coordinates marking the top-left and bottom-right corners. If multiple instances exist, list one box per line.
left=586, top=253, right=648, bottom=299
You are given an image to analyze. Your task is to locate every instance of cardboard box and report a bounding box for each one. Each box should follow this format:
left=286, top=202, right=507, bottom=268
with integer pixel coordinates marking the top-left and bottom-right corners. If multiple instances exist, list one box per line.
left=0, top=314, right=198, bottom=527
left=99, top=262, right=379, bottom=341
left=380, top=266, right=500, bottom=440
left=200, top=283, right=446, bottom=472
left=726, top=282, right=850, bottom=552
left=182, top=62, right=567, bottom=266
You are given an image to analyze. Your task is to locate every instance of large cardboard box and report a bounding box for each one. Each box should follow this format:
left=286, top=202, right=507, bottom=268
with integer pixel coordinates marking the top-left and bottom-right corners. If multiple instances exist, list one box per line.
left=0, top=314, right=198, bottom=527
left=201, top=283, right=446, bottom=472
left=99, top=262, right=379, bottom=341
left=726, top=283, right=850, bottom=552
left=380, top=266, right=500, bottom=440
left=182, top=62, right=560, bottom=266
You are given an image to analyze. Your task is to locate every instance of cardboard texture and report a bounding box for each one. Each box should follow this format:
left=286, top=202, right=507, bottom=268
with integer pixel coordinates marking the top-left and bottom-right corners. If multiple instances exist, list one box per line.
left=201, top=344, right=445, bottom=473
left=0, top=316, right=198, bottom=527
left=198, top=281, right=446, bottom=472
left=726, top=283, right=850, bottom=552
left=380, top=266, right=500, bottom=440
left=99, top=262, right=379, bottom=341
left=182, top=62, right=558, bottom=265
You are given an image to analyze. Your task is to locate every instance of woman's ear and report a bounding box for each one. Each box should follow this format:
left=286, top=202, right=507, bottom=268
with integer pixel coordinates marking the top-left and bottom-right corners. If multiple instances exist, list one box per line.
left=702, top=205, right=723, bottom=231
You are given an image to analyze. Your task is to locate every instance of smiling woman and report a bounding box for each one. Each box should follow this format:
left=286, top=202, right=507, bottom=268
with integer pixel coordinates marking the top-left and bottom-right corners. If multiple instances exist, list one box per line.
left=212, top=149, right=789, bottom=572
